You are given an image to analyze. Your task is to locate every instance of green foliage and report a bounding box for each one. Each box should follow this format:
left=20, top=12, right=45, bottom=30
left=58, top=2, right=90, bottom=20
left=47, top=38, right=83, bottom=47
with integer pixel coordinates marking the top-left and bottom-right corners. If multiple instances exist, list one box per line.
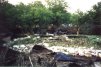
left=1, top=0, right=101, bottom=35
left=70, top=10, right=86, bottom=26
left=46, top=0, right=70, bottom=26
left=79, top=2, right=101, bottom=34
left=14, top=1, right=54, bottom=33
left=46, top=0, right=68, bottom=12
left=32, top=5, right=53, bottom=27
left=93, top=2, right=101, bottom=25
left=70, top=13, right=78, bottom=24
left=0, top=0, right=70, bottom=34
left=87, top=35, right=101, bottom=48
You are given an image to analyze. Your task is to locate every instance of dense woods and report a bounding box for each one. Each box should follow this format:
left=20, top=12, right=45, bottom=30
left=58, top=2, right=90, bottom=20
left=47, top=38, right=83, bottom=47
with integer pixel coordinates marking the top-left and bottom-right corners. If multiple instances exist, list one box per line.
left=0, top=0, right=101, bottom=35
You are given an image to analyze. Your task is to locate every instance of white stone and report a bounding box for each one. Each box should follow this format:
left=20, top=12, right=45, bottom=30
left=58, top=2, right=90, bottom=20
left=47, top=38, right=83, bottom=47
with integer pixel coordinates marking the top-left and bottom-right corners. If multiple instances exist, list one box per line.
left=27, top=36, right=31, bottom=38
left=20, top=45, right=26, bottom=48
left=98, top=53, right=101, bottom=58
left=13, top=45, right=19, bottom=48
left=94, top=62, right=101, bottom=67
left=43, top=43, right=49, bottom=48
left=97, top=38, right=100, bottom=40
left=14, top=39, right=18, bottom=41
left=36, top=36, right=40, bottom=39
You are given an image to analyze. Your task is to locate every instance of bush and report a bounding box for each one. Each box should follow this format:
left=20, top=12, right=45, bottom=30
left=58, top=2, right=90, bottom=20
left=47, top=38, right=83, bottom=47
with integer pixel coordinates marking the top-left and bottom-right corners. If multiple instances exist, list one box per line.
left=87, top=35, right=101, bottom=48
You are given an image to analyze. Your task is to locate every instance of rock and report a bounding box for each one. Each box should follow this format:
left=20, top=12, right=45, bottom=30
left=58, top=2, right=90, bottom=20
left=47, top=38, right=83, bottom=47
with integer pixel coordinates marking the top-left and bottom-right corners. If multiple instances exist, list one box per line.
left=98, top=53, right=101, bottom=58
left=42, top=43, right=49, bottom=48
left=20, top=45, right=26, bottom=49
left=30, top=45, right=53, bottom=54
left=13, top=45, right=20, bottom=51
left=94, top=62, right=101, bottom=67
left=30, top=45, right=56, bottom=67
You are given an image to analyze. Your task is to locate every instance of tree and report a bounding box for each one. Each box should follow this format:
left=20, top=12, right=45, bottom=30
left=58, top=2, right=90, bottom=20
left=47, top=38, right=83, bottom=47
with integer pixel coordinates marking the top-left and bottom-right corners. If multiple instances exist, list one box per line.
left=29, top=1, right=53, bottom=29
left=93, top=2, right=101, bottom=25
left=46, top=0, right=70, bottom=26
left=70, top=10, right=86, bottom=35
left=82, top=2, right=101, bottom=35
left=15, top=3, right=35, bottom=34
left=0, top=1, right=17, bottom=34
left=91, top=2, right=101, bottom=34
left=13, top=1, right=53, bottom=34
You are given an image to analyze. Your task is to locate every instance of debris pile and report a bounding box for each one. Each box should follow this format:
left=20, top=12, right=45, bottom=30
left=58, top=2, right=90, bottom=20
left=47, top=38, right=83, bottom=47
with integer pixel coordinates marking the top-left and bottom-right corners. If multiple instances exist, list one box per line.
left=0, top=43, right=101, bottom=67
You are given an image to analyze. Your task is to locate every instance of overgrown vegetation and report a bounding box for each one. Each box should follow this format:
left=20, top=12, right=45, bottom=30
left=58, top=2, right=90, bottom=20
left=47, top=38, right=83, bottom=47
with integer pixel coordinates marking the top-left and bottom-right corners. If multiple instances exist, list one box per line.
left=9, top=35, right=101, bottom=49
left=0, top=0, right=101, bottom=35
left=87, top=35, right=101, bottom=48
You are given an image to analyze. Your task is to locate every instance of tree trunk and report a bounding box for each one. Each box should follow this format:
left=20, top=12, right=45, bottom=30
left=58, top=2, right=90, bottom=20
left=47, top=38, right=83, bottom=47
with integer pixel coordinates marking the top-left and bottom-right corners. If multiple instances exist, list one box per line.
left=29, top=28, right=34, bottom=35
left=77, top=27, right=80, bottom=36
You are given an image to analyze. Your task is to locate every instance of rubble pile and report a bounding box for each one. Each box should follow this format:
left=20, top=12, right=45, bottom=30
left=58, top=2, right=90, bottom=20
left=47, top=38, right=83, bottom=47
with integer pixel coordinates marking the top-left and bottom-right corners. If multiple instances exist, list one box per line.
left=12, top=43, right=101, bottom=58
left=49, top=46, right=101, bottom=58
left=1, top=41, right=101, bottom=67
left=4, top=43, right=100, bottom=67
